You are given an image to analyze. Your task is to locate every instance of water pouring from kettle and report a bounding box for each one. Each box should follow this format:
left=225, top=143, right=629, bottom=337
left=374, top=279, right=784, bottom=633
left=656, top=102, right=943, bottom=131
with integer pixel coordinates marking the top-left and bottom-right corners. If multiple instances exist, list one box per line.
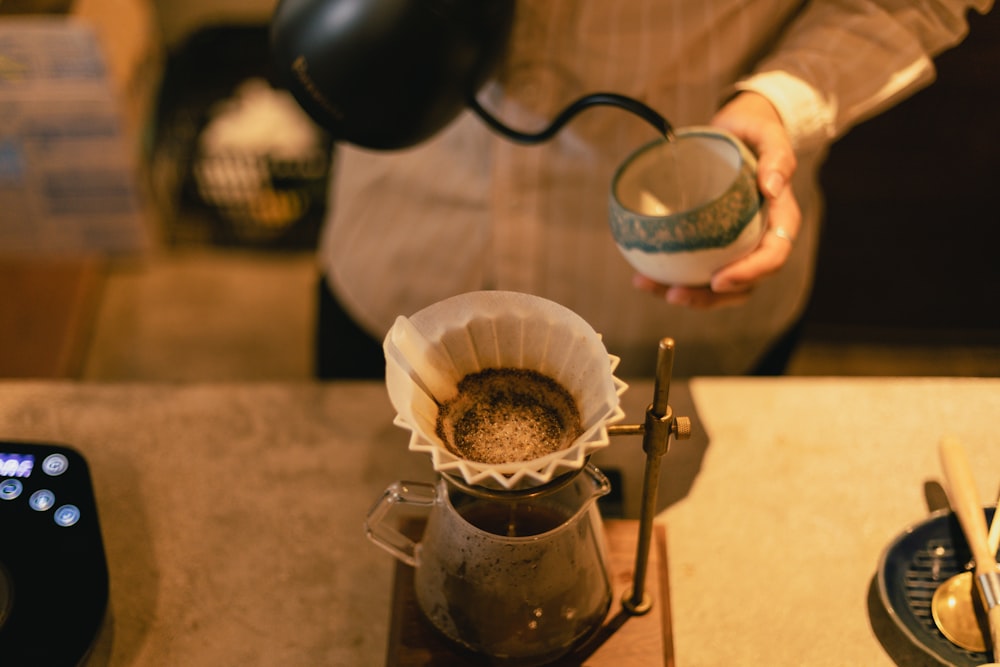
left=269, top=0, right=673, bottom=150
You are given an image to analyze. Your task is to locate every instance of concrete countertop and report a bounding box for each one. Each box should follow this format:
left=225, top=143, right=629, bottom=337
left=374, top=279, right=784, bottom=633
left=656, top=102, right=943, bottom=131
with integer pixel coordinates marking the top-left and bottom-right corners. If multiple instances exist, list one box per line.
left=0, top=377, right=998, bottom=666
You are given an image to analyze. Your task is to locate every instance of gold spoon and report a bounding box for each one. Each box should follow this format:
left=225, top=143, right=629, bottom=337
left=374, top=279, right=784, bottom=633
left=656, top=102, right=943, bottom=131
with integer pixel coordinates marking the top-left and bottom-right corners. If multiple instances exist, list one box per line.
left=937, top=437, right=1000, bottom=662
left=932, top=493, right=1000, bottom=653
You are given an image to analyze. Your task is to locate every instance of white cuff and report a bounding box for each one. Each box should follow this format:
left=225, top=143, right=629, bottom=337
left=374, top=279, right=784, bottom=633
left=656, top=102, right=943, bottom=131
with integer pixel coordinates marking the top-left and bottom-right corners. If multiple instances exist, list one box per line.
left=733, top=71, right=837, bottom=151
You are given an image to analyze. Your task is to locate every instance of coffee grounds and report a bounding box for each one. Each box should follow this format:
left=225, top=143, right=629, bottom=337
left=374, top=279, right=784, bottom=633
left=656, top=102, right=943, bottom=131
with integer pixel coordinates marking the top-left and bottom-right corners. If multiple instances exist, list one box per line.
left=435, top=368, right=583, bottom=464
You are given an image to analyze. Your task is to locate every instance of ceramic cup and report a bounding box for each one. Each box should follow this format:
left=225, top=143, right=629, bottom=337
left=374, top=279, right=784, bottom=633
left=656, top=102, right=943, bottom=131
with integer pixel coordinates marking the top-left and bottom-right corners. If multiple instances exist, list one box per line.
left=608, top=126, right=764, bottom=286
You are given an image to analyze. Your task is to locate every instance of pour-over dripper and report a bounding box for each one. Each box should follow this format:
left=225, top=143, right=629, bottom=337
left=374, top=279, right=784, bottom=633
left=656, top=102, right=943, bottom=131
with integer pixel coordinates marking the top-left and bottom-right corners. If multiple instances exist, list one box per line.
left=383, top=291, right=627, bottom=490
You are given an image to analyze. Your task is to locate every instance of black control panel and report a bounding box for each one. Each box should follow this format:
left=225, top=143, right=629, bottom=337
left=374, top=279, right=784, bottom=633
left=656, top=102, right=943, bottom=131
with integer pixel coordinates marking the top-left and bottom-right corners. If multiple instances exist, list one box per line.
left=0, top=441, right=109, bottom=666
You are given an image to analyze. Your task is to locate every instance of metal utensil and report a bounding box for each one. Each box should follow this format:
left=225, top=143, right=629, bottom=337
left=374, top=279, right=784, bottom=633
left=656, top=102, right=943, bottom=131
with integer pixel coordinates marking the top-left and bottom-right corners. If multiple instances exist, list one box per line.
left=937, top=437, right=1000, bottom=663
left=932, top=497, right=1000, bottom=653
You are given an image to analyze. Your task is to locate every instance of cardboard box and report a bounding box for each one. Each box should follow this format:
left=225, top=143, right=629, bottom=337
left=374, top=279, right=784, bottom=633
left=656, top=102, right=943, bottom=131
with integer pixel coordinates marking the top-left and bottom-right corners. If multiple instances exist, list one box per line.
left=0, top=6, right=161, bottom=256
left=72, top=0, right=163, bottom=154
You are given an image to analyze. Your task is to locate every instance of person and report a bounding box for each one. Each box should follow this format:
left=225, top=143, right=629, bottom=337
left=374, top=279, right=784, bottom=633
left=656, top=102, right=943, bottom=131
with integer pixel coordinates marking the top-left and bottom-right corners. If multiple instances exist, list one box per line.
left=315, top=0, right=992, bottom=379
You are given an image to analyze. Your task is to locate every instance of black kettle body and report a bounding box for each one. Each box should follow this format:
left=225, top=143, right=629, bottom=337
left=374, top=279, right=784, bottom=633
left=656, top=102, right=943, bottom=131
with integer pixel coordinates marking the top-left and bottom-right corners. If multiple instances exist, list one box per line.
left=270, top=0, right=516, bottom=150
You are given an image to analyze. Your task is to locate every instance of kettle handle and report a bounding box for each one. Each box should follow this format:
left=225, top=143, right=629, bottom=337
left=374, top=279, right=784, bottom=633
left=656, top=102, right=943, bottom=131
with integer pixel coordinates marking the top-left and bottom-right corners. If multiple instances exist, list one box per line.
left=364, top=481, right=437, bottom=567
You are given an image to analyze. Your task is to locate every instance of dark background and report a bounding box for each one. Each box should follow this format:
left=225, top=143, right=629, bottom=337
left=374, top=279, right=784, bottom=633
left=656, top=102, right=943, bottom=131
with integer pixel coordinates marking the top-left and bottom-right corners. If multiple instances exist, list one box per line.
left=807, top=8, right=1000, bottom=345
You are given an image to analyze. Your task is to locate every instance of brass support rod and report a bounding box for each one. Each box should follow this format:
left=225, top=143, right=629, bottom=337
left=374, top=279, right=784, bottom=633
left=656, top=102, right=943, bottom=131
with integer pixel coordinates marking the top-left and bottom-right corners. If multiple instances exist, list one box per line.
left=607, top=423, right=644, bottom=437
left=651, top=338, right=674, bottom=420
left=622, top=338, right=676, bottom=615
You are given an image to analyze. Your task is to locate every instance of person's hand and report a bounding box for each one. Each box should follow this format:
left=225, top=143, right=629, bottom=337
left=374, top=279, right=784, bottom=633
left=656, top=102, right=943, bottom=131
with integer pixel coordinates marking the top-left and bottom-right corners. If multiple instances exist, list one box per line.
left=633, top=91, right=801, bottom=309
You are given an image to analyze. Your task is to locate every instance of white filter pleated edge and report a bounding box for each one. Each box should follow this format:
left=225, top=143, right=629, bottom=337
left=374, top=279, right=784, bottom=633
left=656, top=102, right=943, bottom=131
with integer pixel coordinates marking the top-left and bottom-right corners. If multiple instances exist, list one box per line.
left=383, top=291, right=627, bottom=490
left=396, top=356, right=627, bottom=490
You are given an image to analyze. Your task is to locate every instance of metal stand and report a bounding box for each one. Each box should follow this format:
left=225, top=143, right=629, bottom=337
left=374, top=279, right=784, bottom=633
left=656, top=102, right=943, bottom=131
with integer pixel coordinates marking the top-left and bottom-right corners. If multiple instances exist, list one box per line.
left=608, top=337, right=691, bottom=615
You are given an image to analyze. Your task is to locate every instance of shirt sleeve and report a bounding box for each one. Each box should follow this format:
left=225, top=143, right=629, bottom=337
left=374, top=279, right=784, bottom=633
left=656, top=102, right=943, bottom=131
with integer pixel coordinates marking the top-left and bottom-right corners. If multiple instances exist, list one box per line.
left=733, top=0, right=993, bottom=150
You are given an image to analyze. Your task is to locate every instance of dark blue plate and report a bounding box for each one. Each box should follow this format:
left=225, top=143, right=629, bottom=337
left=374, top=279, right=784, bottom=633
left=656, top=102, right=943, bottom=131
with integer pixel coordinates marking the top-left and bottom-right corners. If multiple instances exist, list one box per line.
left=877, top=507, right=996, bottom=667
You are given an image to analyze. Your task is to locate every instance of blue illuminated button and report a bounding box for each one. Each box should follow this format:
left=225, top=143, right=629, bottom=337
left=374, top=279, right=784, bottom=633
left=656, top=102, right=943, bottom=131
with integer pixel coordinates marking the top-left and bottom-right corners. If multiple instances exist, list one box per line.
left=0, top=479, right=22, bottom=500
left=54, top=504, right=80, bottom=527
left=29, top=489, right=56, bottom=512
left=42, top=453, right=69, bottom=476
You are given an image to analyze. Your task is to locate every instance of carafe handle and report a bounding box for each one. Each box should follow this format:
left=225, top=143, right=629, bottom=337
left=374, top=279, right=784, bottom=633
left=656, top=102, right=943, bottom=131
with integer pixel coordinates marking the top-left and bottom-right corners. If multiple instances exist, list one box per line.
left=364, top=481, right=437, bottom=567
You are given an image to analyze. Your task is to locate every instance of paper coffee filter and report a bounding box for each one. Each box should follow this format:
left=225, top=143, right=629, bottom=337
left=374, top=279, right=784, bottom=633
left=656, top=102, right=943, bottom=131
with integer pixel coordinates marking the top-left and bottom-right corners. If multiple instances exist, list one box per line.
left=384, top=291, right=627, bottom=489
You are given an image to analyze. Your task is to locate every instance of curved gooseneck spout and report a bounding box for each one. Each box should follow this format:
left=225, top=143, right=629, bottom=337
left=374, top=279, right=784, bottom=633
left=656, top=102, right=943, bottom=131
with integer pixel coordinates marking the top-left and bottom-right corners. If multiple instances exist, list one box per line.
left=468, top=92, right=675, bottom=144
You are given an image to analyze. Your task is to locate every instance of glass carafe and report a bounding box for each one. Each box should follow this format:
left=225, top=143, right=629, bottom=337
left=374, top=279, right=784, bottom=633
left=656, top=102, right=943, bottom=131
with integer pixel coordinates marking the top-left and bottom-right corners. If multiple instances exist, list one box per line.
left=366, top=464, right=612, bottom=666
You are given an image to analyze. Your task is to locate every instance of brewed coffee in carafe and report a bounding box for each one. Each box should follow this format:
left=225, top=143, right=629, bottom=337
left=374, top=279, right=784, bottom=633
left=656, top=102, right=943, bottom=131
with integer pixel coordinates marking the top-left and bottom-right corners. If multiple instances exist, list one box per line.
left=368, top=464, right=612, bottom=666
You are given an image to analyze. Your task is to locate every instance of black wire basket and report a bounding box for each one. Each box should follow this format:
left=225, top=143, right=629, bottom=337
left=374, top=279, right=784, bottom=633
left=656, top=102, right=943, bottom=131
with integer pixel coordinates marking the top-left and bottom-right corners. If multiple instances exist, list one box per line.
left=150, top=25, right=333, bottom=250
left=190, top=146, right=330, bottom=246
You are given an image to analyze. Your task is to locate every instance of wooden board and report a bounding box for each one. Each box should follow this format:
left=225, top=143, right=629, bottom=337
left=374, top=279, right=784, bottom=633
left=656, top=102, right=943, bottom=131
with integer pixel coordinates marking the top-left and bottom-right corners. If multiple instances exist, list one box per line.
left=0, top=258, right=105, bottom=378
left=385, top=519, right=674, bottom=667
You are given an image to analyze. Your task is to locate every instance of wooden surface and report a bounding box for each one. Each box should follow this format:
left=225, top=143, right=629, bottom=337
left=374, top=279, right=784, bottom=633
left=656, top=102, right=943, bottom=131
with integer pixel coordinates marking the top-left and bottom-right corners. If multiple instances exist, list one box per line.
left=0, top=379, right=998, bottom=665
left=385, top=519, right=673, bottom=667
left=0, top=258, right=105, bottom=378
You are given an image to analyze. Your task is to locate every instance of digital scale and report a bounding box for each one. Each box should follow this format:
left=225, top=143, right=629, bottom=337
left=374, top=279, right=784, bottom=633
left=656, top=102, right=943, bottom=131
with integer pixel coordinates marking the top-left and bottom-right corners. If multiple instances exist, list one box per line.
left=0, top=441, right=109, bottom=666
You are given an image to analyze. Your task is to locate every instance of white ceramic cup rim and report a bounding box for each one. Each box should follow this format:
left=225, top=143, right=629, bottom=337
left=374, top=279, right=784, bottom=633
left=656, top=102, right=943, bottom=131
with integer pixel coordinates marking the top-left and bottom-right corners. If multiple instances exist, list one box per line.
left=611, top=126, right=757, bottom=220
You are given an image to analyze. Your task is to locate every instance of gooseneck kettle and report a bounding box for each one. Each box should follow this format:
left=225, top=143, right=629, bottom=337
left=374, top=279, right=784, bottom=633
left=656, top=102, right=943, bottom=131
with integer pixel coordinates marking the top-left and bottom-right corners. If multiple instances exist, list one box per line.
left=269, top=0, right=672, bottom=150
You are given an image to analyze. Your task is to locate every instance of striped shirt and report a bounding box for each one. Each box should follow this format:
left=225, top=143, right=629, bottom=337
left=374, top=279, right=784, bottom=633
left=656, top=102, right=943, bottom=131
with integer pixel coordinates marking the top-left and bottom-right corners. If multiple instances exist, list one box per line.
left=319, top=0, right=991, bottom=376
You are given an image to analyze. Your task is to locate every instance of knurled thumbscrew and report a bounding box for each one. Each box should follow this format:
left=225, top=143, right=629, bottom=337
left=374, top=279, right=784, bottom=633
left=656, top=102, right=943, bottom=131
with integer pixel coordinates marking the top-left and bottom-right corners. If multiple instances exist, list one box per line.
left=672, top=415, right=692, bottom=440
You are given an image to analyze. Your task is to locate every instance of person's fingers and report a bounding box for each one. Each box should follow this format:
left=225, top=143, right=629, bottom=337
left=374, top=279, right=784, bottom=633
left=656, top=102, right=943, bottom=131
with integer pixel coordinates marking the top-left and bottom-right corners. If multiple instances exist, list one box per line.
left=632, top=273, right=668, bottom=298
left=666, top=285, right=752, bottom=309
left=632, top=274, right=752, bottom=309
left=711, top=187, right=801, bottom=292
left=748, top=120, right=796, bottom=200
left=712, top=92, right=796, bottom=199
